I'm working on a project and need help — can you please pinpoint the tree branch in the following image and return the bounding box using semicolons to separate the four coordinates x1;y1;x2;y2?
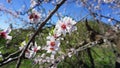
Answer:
86;48;95;68
0;50;21;62
15;0;66;68
0;57;18;66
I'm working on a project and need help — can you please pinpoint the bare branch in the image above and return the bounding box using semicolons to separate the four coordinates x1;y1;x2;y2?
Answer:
49;39;105;67
0;57;18;66
1;50;21;62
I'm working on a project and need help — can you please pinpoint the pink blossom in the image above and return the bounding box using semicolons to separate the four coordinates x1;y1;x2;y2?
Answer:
29;10;41;23
46;36;60;54
0;27;12;40
55;17;77;36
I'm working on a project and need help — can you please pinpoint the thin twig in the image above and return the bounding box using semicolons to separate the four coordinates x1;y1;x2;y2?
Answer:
0;57;18;66
49;40;105;67
0;50;21;63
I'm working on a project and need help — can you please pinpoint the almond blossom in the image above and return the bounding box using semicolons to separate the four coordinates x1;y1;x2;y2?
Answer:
54;17;77;36
30;42;41;54
30;0;37;8
46;36;60;54
25;42;41;59
29;10;41;23
0;27;12;40
19;40;40;59
25;49;34;59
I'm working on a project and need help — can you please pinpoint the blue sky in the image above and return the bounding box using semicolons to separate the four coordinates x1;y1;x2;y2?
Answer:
0;0;120;29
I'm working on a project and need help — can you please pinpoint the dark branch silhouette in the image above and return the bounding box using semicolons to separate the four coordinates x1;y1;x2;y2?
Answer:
85;19;103;42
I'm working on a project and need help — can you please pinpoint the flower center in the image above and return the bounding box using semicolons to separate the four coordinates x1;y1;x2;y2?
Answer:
34;15;39;19
50;48;54;51
29;13;39;19
61;24;66;30
29;14;34;19
50;41;55;46
0;32;6;38
34;48;38;52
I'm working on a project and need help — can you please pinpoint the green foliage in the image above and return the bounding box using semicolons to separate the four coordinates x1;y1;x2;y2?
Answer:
0;21;115;68
0;38;6;46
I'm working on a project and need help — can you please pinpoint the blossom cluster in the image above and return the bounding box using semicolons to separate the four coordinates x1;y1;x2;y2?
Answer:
32;17;77;64
29;0;41;23
28;10;41;23
45;17;77;55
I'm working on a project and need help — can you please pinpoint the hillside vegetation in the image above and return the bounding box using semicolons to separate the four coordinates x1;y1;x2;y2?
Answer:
0;21;115;68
